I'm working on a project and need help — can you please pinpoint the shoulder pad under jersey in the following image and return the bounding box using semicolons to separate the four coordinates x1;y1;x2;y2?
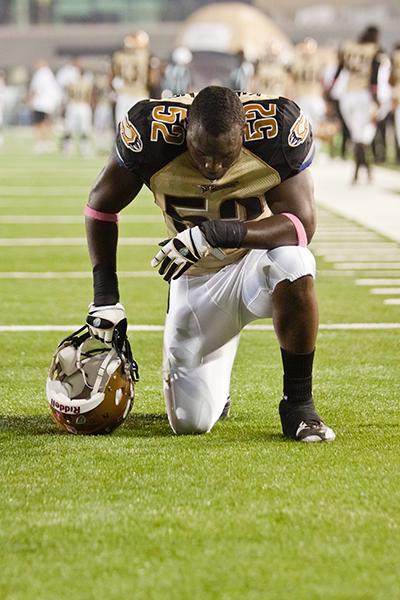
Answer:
115;97;192;184
240;94;314;180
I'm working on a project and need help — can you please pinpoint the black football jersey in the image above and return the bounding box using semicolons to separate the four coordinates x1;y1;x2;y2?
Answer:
115;92;314;273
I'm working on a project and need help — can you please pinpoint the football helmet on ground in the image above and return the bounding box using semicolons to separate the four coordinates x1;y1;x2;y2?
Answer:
46;324;139;435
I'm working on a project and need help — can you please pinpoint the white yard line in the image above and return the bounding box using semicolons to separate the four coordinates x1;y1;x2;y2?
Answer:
0;271;157;279
319;270;400;276
2;271;400;280
0;237;160;246
333;262;400;270
311;243;399;251
356;279;400;285
384;299;400;305
316;227;370;233
370;288;400;295
322;255;400;262
0;187;88;195
314;233;379;240
0;215;162;224
0;323;399;333
248;323;400;330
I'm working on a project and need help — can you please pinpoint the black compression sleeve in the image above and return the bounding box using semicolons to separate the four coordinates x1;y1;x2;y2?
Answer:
93;264;120;306
199;220;247;248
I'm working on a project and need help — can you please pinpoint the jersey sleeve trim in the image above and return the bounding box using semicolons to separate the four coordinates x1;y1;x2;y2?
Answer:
115;144;129;169
298;142;315;172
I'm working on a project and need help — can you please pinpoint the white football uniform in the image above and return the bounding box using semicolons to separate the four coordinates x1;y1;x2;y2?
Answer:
391;49;400;148
164;246;315;433
338;41;380;144
64;75;93;137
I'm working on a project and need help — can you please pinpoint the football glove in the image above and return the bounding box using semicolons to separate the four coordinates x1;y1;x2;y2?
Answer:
86;302;127;344
151;226;225;282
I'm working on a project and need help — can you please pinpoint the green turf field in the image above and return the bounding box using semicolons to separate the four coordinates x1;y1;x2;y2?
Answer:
1;130;399;600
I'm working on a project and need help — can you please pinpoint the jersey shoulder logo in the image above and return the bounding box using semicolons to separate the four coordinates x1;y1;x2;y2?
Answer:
288;113;309;147
120;114;143;152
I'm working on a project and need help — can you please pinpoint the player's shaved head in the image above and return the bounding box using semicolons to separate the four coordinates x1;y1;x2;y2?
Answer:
188;86;245;134
186;86;245;180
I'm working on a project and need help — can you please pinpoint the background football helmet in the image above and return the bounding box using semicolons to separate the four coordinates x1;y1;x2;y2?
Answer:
46;324;139;435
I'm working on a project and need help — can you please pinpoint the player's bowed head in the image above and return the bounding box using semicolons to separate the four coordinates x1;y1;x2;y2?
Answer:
185;86;246;181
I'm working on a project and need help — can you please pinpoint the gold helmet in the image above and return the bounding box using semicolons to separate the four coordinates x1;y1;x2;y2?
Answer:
297;37;318;55
46;325;139;435
123;30;149;50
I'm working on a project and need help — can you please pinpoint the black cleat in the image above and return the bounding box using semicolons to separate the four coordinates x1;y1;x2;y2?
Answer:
219;397;231;419
279;397;335;443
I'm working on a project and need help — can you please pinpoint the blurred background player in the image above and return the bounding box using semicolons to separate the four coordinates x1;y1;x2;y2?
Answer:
326;46;351;160
289;38;328;134
372;47;391;163
390;43;400;163
0;69;5;145
56;57;81;97
334;25;384;183
161;45;193;97
229;50;255;91
93;72;114;154
28;59;61;153
111;30;150;127
62;61;94;156
254;42;290;97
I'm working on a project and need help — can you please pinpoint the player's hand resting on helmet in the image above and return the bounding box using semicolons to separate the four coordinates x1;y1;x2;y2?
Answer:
151;226;225;282
86;302;127;344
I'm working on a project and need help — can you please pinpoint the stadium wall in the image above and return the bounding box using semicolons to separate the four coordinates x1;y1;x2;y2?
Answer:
0;16;399;71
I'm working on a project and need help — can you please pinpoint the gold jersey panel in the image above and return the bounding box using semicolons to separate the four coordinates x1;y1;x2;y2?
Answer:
113;48;149;96
68;77;93;103
342;42;377;92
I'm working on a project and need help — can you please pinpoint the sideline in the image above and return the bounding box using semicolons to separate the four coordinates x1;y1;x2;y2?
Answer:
0;271;157;279
313;160;400;243
0;237;159;246
0;323;399;332
0;215;162;224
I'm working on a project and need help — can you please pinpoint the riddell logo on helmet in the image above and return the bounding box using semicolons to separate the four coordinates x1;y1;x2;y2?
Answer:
51;399;81;414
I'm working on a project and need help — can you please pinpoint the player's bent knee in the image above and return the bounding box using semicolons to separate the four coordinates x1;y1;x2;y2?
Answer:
168;403;213;435
163;370;216;435
267;246;316;292
172;414;211;435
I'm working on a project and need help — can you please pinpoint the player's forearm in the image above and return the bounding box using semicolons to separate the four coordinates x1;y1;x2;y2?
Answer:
242;214;306;248
86;217;120;305
200;213;311;251
85;153;144;305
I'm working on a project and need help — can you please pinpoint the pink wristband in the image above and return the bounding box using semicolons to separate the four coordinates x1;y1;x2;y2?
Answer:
84;205;119;223
281;212;308;247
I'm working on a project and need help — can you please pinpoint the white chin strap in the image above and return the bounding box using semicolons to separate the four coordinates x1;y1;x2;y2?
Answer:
76;344;120;394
